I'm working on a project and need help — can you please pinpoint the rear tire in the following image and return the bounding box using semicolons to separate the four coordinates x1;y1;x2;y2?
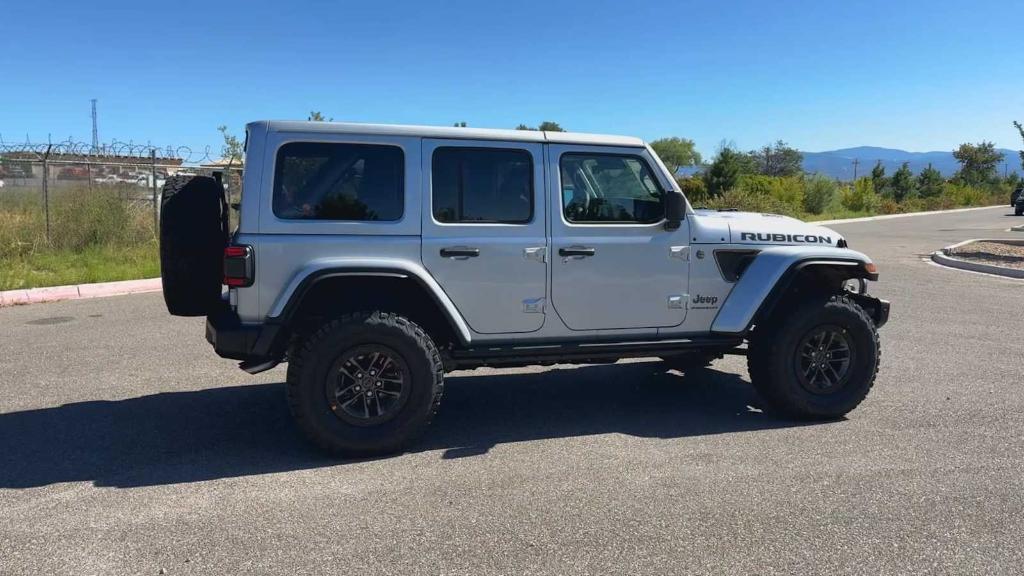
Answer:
159;175;227;316
747;295;879;419
286;311;444;457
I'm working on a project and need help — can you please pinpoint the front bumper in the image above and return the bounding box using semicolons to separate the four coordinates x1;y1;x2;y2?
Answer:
850;293;890;328
205;306;282;362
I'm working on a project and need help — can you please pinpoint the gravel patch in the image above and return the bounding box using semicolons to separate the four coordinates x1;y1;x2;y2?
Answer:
948;241;1024;270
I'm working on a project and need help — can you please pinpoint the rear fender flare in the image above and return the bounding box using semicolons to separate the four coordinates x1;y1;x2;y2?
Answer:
268;258;473;345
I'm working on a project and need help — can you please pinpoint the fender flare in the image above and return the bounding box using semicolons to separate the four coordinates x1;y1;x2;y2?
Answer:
710;246;877;335
267;258;473;345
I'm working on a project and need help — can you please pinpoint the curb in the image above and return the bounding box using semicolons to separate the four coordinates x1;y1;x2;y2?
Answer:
0;278;162;308
930;238;1024;280
813;204;1006;226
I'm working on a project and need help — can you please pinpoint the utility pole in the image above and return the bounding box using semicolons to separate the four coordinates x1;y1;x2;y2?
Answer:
91;99;99;153
852;158;860;180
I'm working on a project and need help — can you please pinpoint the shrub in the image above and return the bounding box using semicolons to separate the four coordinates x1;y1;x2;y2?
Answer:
705;188;801;217
803;174;837;214
0;186;155;258
840;178;878;212
877;198;901;214
676;176;708;204
941;183;985;206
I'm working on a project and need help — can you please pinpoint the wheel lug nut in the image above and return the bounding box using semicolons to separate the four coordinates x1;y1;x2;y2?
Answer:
376;381;382;387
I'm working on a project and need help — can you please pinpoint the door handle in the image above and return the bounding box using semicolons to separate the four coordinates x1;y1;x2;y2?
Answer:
558;246;596;257
440;246;480;258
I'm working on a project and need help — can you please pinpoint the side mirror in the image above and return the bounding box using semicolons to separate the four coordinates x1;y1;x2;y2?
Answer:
664;192;685;230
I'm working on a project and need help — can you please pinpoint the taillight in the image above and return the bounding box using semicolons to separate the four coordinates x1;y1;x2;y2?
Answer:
223;245;254;287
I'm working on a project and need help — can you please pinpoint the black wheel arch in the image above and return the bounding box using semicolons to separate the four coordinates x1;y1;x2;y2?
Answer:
749;259;883;332
265;267;467;357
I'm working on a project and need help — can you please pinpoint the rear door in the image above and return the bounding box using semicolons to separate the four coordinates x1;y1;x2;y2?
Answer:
421;139;547;334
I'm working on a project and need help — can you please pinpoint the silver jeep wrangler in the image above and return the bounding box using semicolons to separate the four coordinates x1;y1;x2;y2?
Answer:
159;121;890;456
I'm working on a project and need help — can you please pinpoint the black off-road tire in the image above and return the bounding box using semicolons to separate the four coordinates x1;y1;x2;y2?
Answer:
1015;207;1023;216
286;311;444;457
747;295;880;419
159;175;227;316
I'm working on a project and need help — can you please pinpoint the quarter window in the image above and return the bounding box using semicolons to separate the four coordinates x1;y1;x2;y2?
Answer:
560;154;664;223
273;142;404;221
432;147;533;224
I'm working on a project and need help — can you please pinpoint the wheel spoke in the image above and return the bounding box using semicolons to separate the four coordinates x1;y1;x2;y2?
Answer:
327;345;408;423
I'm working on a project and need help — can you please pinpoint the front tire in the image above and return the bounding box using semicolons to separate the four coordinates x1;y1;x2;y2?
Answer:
747;295;879;419
286;311;444;456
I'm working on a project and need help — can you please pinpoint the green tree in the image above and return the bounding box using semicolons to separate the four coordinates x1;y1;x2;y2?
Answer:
453;121;468;127
870;161;888;196
841;178;878;212
650;137;702;175
803;174;837;214
952;141;1004;186
307;111;333;122
916;164;944;198
217;125;243;162
515;121;565;132
748;140;803;176
676;176;707;203
703;147;748;197
1013;120;1024;171
889;162;917;201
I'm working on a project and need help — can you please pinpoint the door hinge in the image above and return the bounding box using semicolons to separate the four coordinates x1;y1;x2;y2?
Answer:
670;246;690;261
522;297;545;313
523;246;547;263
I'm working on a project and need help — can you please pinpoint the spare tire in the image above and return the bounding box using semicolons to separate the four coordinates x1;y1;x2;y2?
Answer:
159;175;228;316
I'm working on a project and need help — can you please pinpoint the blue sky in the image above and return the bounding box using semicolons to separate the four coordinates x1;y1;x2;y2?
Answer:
2;0;1022;159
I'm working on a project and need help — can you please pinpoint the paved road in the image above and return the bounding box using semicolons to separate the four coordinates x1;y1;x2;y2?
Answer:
2;206;1022;575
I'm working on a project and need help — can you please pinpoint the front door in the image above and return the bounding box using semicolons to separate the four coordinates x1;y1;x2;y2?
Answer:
421;139;547;334
548;145;689;331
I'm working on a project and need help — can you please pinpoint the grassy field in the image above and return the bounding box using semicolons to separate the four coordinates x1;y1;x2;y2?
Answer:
0;187;159;291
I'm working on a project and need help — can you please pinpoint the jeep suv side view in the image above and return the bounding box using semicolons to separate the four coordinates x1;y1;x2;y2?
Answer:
159;121;890;456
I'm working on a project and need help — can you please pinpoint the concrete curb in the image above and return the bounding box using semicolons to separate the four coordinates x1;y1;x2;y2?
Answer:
0;278;161;308
930;238;1024;280
813;204;1006;226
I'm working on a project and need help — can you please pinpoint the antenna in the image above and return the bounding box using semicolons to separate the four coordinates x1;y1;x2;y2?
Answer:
91;99;99;153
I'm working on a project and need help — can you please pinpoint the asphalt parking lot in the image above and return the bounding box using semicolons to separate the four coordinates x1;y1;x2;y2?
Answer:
2;206;1022;575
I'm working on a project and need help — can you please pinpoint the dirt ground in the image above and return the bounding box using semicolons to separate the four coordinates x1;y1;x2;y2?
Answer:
949;240;1024;270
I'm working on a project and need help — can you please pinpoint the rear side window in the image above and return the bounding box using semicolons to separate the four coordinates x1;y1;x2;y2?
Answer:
560;153;663;223
432;147;533;224
273;142;404;221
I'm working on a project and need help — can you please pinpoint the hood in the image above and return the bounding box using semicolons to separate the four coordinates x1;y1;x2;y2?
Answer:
691;209;844;247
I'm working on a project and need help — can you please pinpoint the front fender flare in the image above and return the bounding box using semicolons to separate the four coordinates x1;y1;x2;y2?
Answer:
267;257;474;345
710;246;876;335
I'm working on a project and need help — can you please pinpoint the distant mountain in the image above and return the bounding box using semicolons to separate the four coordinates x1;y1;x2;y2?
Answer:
802;146;1020;181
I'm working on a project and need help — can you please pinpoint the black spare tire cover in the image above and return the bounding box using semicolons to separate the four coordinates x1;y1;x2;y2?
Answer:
159;175;228;316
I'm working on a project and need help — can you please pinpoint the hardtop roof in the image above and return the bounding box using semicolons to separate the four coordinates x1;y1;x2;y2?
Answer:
254;120;646;148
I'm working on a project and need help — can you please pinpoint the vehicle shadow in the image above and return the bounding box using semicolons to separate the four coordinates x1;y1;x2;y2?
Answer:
0;361;813;489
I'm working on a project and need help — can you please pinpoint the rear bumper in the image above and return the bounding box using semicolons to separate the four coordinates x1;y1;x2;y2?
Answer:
205;307;282;361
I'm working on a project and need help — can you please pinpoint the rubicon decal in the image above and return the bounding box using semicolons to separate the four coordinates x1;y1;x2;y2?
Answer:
739;232;833;244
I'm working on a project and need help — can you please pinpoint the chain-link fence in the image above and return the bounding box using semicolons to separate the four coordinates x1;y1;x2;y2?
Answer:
0;141;242;242
0;140;242;290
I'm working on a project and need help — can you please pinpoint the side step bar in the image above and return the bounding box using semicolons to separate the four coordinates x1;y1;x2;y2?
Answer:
447;336;743;369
